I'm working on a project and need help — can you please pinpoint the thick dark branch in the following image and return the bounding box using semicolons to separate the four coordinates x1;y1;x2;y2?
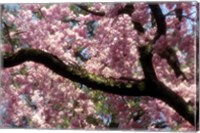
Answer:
3;48;148;97
149;4;186;79
149;4;166;43
147;80;195;126
138;45;194;126
138;45;157;81
3;48;195;126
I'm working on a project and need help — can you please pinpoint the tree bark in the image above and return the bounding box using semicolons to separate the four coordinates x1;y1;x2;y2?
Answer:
2;48;196;126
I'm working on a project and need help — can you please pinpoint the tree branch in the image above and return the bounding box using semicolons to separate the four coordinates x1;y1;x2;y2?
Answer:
147;80;196;126
149;4;166;43
3;48;148;97
79;4;184;81
138;45;157;81
3;48;195;126
149;4;186;79
138;45;195;126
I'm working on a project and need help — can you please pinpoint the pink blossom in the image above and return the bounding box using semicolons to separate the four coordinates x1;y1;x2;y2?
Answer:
1;3;196;130
2;44;13;52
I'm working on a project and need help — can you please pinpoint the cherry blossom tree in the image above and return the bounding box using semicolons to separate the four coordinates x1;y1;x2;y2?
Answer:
0;2;198;131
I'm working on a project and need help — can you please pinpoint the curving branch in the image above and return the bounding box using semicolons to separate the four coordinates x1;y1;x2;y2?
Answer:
76;3;188;80
138;45;195;126
3;48;196;126
3;48;148;97
149;4;186;79
77;3;186;79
